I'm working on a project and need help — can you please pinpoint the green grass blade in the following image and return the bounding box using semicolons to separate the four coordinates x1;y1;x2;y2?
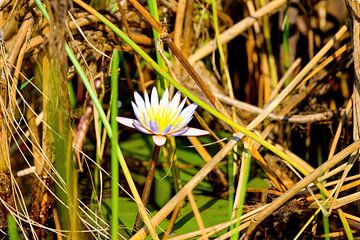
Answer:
68;81;77;107
282;10;290;70
7;214;18;240
228;152;235;220
34;0;50;21
230;148;251;240
211;0;234;99
111;50;120;239
147;0;167;91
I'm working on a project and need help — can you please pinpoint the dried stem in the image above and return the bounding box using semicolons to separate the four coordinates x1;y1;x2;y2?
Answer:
162;203;181;240
133;144;161;232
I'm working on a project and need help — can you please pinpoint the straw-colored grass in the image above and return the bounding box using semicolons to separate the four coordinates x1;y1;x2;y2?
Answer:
0;0;358;239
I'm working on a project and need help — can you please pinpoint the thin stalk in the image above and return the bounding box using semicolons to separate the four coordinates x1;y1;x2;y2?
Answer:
68;81;77;107
65;45;159;240
322;208;330;240
34;0;50;20
210;0;236;120
134;144;161;231
259;0;278;87
116;0;146;93
338;209;353;240
164;137;182;237
162;203;181;240
317;145;330;240
147;0;167;92
169;137;181;193
230;146;251;240
228;152;234;221
111;50;120;239
210;0;228;79
294;208;321;240
188;193;207;239
282;10;290;72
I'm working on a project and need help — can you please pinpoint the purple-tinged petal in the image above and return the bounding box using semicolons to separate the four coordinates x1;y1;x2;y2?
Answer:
117;117;136;129
134;91;146;111
152;135;167;146
162;124;172;134
149;120;159;133
133;121;152;134
179;104;197;120
143;116;151;129
131;102;143;123
171;128;189;136
169;122;180;133
180;127;209;136
178;116;194;129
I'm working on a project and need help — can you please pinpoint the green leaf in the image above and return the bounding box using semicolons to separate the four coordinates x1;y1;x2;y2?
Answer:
98;195;229;238
154;170;172;207
247;177;269;188
170;195;229;237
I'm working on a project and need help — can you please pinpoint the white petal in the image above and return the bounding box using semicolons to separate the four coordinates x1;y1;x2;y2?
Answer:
152;135;167;146
117;117;136;129
131;102;143;123
144;90;151;109
134;91;146;111
159;89;169;108
176;97;187;113
180;127;209;136
151;87;159;108
179;104;197;120
169;92;181;110
171;128;188;136
133;121;152;134
178;116;193;129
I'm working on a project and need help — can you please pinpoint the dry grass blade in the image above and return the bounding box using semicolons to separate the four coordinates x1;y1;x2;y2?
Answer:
246;140;360;237
188;0;286;63
246;25;347;131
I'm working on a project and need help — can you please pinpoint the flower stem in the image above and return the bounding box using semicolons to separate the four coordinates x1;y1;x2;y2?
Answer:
133;144;161;232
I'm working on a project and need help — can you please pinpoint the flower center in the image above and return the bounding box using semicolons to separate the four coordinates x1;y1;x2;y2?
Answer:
145;105;183;132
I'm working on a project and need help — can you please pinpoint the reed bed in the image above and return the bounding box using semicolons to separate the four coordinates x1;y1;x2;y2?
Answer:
0;0;359;239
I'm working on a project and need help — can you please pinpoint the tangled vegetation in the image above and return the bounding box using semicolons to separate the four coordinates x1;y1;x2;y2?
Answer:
0;0;359;239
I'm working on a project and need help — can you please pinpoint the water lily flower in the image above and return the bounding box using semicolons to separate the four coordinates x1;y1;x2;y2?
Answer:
117;87;209;146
